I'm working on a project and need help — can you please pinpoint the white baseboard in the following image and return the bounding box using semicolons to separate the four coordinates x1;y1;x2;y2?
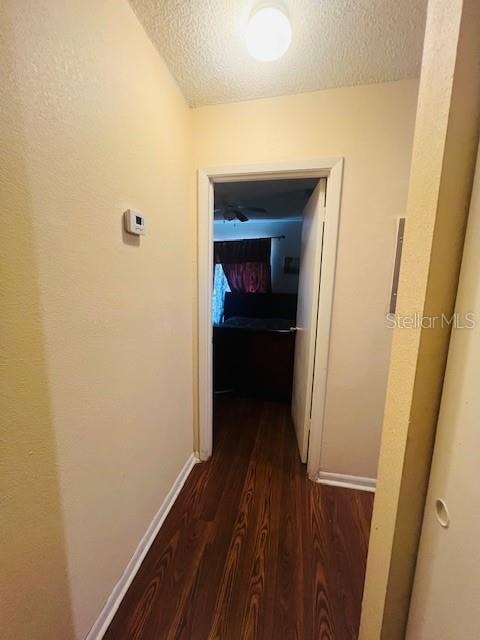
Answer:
86;453;199;640
314;471;376;493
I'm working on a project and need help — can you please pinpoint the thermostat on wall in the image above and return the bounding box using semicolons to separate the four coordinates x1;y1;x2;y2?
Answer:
124;209;146;236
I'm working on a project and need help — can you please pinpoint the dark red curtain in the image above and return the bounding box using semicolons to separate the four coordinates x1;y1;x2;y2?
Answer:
222;261;271;293
214;238;272;293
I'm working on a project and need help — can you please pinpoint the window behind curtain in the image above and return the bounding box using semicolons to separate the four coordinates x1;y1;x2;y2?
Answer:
212;264;230;324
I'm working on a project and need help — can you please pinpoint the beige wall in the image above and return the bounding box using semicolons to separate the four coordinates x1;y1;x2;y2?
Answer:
360;0;480;637
406;141;480;640
192;80;418;479
0;1;194;638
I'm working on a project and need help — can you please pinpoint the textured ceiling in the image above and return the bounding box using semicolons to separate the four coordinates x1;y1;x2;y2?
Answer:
129;0;427;106
214;178;318;220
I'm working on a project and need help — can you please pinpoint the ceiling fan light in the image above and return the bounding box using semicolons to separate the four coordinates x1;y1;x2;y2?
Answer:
246;5;292;62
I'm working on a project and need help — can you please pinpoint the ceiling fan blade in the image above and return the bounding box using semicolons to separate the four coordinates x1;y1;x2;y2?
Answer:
234;210;249;222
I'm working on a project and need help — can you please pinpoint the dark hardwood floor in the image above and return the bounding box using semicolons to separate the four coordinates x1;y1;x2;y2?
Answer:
105;395;373;640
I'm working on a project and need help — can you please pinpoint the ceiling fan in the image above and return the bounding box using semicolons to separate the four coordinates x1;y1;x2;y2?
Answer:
214;197;268;222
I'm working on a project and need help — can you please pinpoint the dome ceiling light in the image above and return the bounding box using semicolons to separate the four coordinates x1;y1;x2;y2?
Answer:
246;4;292;62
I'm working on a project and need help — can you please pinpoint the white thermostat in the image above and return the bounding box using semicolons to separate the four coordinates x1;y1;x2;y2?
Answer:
124;209;146;236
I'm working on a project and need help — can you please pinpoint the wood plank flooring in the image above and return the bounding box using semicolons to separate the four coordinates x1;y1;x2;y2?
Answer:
104;396;373;640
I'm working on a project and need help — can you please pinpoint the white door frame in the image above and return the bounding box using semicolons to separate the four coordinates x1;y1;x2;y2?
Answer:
197;157;343;480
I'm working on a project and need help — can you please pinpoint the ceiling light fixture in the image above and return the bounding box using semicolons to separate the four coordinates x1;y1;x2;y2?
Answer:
246;4;292;62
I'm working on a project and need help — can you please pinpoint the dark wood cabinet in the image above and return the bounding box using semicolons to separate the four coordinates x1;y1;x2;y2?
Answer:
214;326;296;400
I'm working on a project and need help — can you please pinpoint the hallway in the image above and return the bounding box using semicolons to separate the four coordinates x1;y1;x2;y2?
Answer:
105;396;373;639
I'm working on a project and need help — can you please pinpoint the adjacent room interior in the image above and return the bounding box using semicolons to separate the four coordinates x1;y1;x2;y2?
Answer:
213;179;313;403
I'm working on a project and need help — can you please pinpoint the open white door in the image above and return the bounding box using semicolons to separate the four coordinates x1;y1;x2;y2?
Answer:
291;178;326;462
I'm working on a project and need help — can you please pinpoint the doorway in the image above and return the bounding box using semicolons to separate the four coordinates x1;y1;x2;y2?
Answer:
212;177;322;462
197;159;343;478
212;178;314;403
